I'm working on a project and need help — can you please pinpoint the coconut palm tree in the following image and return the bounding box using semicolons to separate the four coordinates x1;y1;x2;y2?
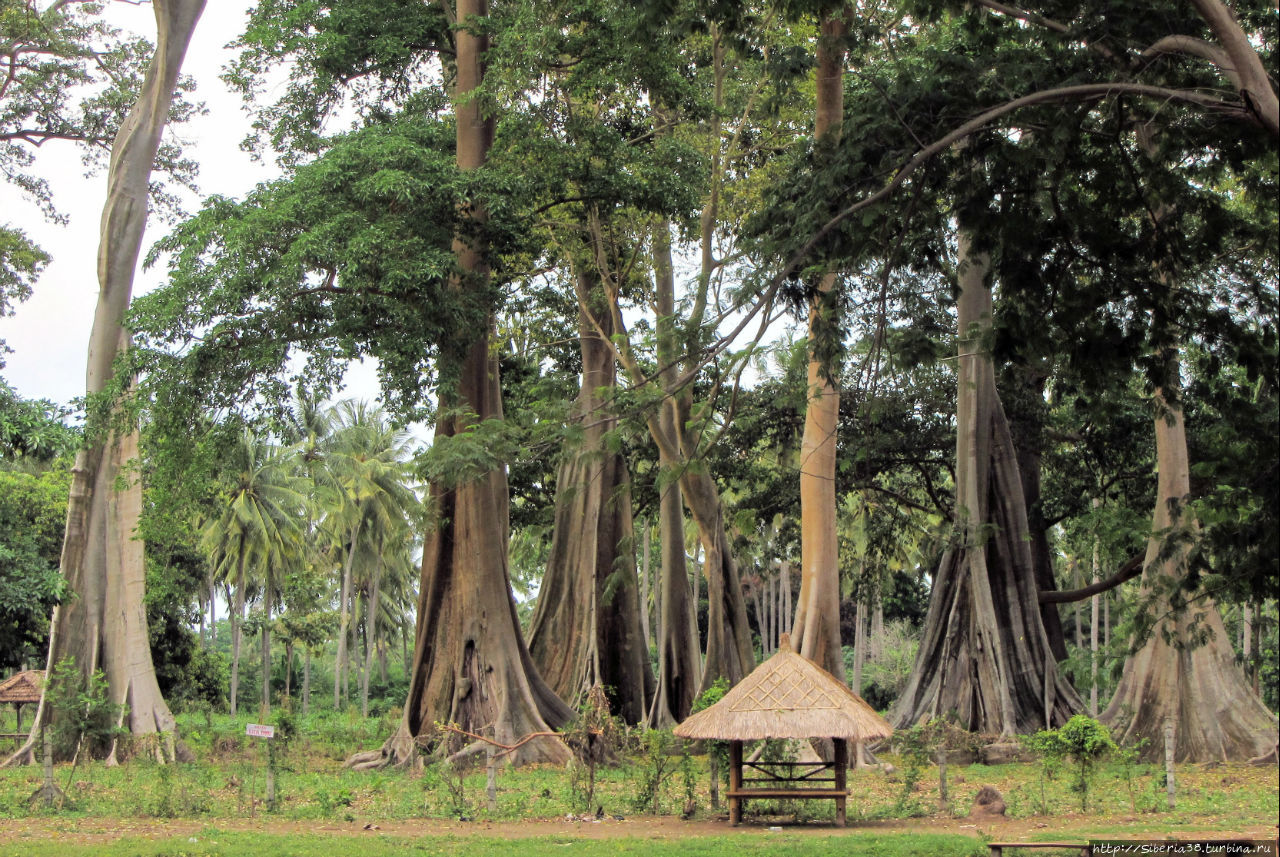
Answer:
319;400;419;713
200;430;306;716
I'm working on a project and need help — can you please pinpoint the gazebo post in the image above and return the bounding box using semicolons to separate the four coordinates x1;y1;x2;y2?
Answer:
833;738;848;826
729;740;744;825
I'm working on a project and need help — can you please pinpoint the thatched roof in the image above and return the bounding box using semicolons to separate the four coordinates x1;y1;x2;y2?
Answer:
674;635;893;742
0;670;43;705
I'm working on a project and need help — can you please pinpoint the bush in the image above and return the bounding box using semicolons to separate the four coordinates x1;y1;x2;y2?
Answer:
1024;714;1116;812
630;730;678;815
45;657;126;761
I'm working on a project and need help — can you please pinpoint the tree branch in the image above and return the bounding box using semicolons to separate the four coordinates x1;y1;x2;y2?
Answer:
1143;35;1240;90
1039;553;1143;603
785;82;1253;284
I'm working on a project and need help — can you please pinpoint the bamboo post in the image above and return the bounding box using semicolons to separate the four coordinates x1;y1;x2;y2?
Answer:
729;740;743;825
833;738;848;827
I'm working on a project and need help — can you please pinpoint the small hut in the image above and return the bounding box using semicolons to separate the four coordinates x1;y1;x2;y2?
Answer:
0;670;43;735
674;634;892;825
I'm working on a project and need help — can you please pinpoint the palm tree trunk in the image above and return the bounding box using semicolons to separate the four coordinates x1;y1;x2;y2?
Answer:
335;516;362;711
231;541;247;718
362;550;383;718
208;570;217;646
303;648;311;717
261;592;272;715
285;642;294;700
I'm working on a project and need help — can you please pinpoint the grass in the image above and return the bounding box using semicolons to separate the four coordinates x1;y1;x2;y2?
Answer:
1;709;1275;853
0;831;988;857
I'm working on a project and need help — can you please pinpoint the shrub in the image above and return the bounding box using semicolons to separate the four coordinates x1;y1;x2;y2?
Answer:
45;657;126;760
1024;714;1116;812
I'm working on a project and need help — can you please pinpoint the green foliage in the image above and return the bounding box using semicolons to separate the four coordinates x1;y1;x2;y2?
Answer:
892;721;941;817
0;381;78;464
0;228;48;354
132;116;509;423
0;0;199;226
630;730;679;815
45;658;127;761
563;686;622;812
0;464;69;667
1025;715;1118;813
845;620;920;711
690;678;730;797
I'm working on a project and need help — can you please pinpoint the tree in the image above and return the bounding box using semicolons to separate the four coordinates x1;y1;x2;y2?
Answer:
891;230;1082;733
1;0;198;357
1097;129;1278;761
320;400;418;717
525;262;655;724
5;0;205;768
1102;360;1278;761
199;430;304;716
792;4;848;681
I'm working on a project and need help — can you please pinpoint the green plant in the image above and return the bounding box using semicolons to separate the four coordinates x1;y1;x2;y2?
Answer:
564;685;619;812
1022;729;1064;815
892;721;941;817
630;729;676;815
45;657;127;761
1025;714;1116;812
1056;714;1117;812
422;760;470;819
678;745;697;817
691;678;729;807
1114;738;1152;814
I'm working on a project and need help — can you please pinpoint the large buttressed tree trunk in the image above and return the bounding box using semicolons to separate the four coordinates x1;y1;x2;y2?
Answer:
1102;361;1278;762
1003;365;1069;662
349;0;571;768
891;232;1080;735
5;0;205;768
684;471;754;698
645;223;701;728
792;10;847;680
527;267;654;724
652;231;752;699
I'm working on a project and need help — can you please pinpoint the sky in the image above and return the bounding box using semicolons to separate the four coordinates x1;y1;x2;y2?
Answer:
0;1;381;411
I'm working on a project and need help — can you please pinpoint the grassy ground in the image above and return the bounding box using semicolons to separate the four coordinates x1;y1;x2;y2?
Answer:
1;710;1275;855
0;829;990;857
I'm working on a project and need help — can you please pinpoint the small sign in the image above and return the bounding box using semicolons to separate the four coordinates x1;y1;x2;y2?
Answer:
246;723;275;739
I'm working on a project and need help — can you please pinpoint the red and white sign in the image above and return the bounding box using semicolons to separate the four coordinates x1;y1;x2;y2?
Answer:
245;723;275;739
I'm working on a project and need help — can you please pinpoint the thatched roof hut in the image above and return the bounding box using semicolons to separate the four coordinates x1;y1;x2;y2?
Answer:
0;671;42;705
0;670;43;734
674;634;892;826
674;635;893;743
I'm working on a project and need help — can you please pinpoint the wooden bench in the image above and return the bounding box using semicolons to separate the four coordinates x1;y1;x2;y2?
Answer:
988;843;1092;856
727;787;849;826
727;741;851;826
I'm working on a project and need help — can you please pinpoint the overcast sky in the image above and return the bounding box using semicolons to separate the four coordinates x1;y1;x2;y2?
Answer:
0;1;347;410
